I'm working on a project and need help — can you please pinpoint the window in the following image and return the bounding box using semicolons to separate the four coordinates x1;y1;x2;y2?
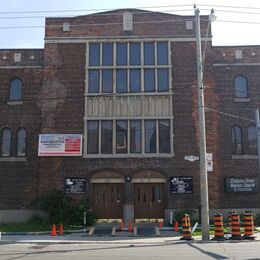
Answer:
86;119;171;155
1;128;11;156
116;43;127;66
159;120;170;153
87;121;99;154
234;75;248;98
102;43;113;66
88;70;100;93
101;121;112;154
116;120;127;153
87;41;170;93
9;78;22;101
17;128;26;156
130;120;141;153
232;125;243;155
116;69;127;93
145;120;156;153
248;125;257;154
89;43;100;66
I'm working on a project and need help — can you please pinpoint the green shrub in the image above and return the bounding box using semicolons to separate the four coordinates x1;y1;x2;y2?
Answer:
35;189;95;226
173;209;197;226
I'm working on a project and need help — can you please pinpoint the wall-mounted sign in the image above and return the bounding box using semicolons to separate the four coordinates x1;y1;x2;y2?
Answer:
65;178;86;194
170;176;193;194
207;153;213;172
38;134;83;156
225;178;259;193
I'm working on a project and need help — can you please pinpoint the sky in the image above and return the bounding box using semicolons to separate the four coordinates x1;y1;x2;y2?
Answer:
0;0;260;48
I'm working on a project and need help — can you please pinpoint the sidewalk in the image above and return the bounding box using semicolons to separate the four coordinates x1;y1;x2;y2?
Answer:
1;230;259;245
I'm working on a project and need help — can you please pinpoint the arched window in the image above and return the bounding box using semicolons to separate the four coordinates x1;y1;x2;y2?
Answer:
232;125;243;155
234;75;248;98
1;128;11;156
9;78;22;101
17;128;26;156
248;125;257;154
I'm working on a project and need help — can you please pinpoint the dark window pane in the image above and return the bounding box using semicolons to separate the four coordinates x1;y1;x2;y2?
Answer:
158;69;169;92
102;43;113;66
102;70;113;93
144;69;155;92
159;120;170;153
17;128;26;156
157;42;168;65
87;121;99;154
144;42;155;65
234;76;248;98
116;120;127;153
88;70;100;93
89;43;100;66
10;79;22;101
1;128;11;156
116;69;127;93
130;69;141;93
130;120;141;153
130;43;140;65
101;121;112;154
232;125;243;155
248;125;257;154
145;120;156;153
116;43;127;66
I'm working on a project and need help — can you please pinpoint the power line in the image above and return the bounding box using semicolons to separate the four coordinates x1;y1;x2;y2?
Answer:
0;4;193;15
205;107;255;122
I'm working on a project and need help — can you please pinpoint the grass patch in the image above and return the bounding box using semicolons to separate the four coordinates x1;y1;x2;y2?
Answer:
0;216;86;232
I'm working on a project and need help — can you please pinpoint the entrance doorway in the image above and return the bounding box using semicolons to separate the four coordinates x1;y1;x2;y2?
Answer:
92;183;123;219
134;183;165;219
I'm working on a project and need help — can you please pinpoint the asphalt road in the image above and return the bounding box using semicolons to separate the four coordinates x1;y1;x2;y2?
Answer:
0;241;260;260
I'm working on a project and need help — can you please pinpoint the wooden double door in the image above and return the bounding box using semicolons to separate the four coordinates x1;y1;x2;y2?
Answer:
134;183;165;219
92;183;123;219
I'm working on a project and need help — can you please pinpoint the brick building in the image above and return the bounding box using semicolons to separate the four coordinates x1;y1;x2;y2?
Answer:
0;9;259;222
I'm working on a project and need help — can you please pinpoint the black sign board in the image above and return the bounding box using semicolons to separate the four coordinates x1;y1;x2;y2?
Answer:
225;177;259;193
170;176;193;194
65;178;86;194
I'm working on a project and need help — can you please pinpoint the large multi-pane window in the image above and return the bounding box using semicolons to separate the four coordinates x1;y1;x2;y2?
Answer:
86;119;171;155
232;125;243;155
17;128;26;156
9;78;22;101
1;128;11;156
234;75;248;98
87;41;170;94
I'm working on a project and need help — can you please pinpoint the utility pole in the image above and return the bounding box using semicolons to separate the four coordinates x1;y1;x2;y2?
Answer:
255;109;260;174
195;7;210;241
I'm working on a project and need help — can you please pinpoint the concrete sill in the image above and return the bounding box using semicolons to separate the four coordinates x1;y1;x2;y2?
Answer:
7;101;23;105
234;98;250;103
232;154;257;160
0;157;27;162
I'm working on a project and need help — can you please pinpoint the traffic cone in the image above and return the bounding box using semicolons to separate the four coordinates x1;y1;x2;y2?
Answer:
120;220;125;231
159;220;164;228
174;221;179;232
212;213;226;241
243;211;255;240
180;214;193;240
59;224;64;236
51;224;57;236
128;222;133;232
230;211;243;240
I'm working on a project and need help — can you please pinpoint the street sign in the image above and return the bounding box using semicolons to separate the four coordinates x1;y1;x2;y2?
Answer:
206;153;213;172
184;155;199;162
